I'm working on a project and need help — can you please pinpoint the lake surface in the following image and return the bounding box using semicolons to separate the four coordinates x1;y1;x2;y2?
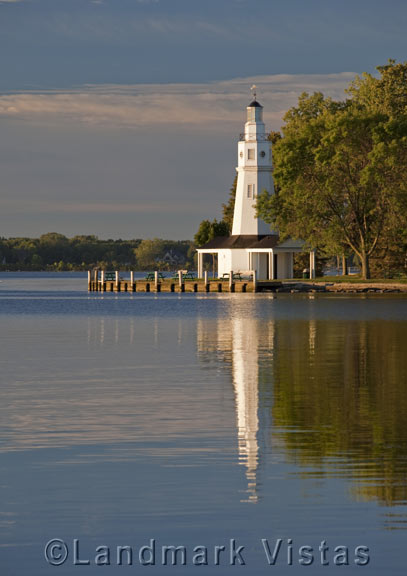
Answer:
1;272;407;574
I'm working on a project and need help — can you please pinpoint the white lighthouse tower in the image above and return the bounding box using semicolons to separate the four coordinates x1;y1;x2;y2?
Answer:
232;86;273;236
197;89;304;280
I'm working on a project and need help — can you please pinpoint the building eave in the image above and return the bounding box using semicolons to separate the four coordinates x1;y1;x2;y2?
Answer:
197;234;280;251
196;235;305;253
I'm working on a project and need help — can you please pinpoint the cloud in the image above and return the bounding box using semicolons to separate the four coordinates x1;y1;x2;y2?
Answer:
0;73;355;130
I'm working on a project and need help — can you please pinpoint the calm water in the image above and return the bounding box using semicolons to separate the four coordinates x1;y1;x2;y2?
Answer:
1;272;407;574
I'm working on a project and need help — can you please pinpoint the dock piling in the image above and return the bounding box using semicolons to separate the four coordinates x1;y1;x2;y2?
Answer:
252;270;257;292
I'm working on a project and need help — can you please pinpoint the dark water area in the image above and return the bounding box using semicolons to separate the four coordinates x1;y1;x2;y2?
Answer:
0;273;407;574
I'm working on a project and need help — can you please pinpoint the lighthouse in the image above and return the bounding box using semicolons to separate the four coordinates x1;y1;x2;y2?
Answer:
197;89;304;280
232;88;273;236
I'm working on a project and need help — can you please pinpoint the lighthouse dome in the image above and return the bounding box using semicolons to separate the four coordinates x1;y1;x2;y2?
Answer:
247;98;263;122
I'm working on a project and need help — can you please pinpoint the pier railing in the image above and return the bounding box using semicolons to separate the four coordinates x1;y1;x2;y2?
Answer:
88;270;258;294
239;133;270;142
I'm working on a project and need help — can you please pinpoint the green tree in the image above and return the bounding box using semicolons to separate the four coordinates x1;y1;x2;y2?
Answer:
221;176;237;232
348;59;407;275
194;219;229;278
257;63;407;279
31;254;43;269
133;238;192;270
194;219;229;247
256;92;346;260
268;130;282;146
134;238;166;269
38;232;71;265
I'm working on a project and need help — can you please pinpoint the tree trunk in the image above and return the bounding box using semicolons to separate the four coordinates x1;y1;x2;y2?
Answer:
342;255;348;276
360;252;370;279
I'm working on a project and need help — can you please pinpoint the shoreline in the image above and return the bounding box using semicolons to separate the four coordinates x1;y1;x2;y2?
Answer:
280;281;407;294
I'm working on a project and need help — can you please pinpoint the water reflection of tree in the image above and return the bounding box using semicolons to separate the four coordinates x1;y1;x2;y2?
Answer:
197;310;407;511
269;319;407;507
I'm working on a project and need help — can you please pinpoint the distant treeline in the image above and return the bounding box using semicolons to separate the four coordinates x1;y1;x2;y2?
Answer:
0;233;196;271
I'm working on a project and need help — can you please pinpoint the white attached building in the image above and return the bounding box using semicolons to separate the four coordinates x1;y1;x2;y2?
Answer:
197;95;309;280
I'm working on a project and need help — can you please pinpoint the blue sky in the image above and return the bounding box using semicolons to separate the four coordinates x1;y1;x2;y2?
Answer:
1;0;406;239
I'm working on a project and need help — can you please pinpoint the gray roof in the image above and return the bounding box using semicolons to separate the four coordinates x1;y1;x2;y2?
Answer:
199;234;280;250
248;99;262;108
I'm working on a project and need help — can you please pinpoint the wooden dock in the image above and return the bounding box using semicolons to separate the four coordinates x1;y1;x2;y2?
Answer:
88;270;264;293
88;276;256;293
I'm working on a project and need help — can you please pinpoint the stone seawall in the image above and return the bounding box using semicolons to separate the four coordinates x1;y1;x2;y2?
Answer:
275;282;407;294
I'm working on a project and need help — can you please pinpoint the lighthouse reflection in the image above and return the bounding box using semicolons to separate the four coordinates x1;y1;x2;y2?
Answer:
231;316;260;502
197;305;275;503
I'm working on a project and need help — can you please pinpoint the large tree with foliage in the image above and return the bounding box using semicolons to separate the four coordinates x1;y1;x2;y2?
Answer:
257;61;407;279
194;219;229;247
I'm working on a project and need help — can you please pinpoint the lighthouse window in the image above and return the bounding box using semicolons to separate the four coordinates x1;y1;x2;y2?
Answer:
248;148;255;160
247;184;255;198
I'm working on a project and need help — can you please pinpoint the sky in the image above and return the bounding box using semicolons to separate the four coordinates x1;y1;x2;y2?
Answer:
0;0;406;240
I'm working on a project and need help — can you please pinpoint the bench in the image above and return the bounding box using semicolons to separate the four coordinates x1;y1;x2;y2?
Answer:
145;272;166;281
183;272;195;280
219;272;243;281
171;271;195;280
